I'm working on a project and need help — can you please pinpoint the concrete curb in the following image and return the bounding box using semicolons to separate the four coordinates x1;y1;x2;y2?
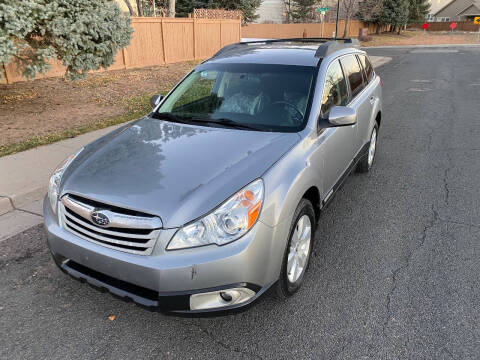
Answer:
370;56;392;68
10;188;47;210
0;197;13;216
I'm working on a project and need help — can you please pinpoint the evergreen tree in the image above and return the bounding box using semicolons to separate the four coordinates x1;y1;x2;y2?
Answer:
176;0;209;17
408;0;430;23
291;0;316;23
0;0;132;81
377;0;409;34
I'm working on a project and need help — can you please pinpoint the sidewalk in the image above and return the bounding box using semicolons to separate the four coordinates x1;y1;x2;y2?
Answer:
0;55;392;241
0;124;123;241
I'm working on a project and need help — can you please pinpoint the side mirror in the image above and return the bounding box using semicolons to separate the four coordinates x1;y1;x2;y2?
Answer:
320;106;357;128
150;94;163;109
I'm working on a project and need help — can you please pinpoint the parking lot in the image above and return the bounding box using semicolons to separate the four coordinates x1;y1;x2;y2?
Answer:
1;46;479;359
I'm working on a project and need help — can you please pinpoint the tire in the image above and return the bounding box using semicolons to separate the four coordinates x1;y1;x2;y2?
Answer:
275;199;316;299
357;124;378;173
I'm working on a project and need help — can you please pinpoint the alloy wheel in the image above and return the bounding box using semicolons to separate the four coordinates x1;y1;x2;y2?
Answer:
287;215;312;283
368;128;377;168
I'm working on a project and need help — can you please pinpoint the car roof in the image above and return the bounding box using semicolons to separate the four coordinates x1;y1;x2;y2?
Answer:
206;39;362;67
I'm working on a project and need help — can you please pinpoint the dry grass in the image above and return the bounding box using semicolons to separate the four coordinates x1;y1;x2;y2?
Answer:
0;61;199;156
361;30;480;47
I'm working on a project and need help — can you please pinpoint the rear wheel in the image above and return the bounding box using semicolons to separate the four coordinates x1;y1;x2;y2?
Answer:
357;124;378;173
276;199;315;299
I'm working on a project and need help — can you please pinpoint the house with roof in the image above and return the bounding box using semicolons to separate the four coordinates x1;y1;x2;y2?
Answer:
431;0;480;21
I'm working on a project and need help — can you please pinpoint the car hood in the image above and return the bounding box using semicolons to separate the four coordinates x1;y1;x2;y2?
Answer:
62;117;300;228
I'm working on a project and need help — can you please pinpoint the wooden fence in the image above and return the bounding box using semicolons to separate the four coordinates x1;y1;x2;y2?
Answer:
241;20;390;39
409;21;480;32
1;17;241;84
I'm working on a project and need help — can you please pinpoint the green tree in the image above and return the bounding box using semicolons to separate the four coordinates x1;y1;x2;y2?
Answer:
0;0;132;81
377;0;409;34
408;0;430;23
291;0;316;23
175;0;209;17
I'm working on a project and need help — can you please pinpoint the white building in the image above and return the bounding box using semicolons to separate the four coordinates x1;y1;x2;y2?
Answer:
255;0;284;23
255;0;342;24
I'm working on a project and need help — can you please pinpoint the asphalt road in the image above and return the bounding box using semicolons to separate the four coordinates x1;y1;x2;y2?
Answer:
1;46;480;359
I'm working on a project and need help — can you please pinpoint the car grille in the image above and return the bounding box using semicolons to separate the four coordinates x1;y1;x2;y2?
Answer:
59;194;162;255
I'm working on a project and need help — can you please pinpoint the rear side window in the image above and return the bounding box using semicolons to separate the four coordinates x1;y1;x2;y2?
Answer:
321;60;349;116
359;55;374;83
341;55;365;99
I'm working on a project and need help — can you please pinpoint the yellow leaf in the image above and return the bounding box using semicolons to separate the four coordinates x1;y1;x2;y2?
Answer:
108;315;116;321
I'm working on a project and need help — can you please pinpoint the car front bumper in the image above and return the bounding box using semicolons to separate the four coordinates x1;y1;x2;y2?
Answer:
43;197;285;313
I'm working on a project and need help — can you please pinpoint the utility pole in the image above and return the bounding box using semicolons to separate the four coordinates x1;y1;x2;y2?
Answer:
335;0;340;39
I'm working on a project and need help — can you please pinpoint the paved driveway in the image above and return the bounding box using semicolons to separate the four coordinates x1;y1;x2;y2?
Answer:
1;46;479;359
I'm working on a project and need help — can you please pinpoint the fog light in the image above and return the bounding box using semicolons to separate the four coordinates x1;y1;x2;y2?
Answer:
220;291;233;302
190;288;255;311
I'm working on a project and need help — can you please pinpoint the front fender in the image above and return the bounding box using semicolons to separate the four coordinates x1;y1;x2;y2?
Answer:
260;135;322;229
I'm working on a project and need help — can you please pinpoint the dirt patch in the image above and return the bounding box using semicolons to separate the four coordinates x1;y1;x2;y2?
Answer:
362;31;480;47
0;61;198;149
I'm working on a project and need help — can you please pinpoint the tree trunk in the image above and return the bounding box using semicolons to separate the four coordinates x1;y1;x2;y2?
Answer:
343;16;350;38
136;0;143;17
168;0;175;17
122;0;136;16
376;24;380;34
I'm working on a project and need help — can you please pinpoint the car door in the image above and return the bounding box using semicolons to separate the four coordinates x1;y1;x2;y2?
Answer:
357;54;378;149
340;54;372;156
318;59;356;198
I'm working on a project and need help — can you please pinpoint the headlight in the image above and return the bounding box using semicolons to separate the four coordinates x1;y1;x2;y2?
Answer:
167;179;264;250
48;148;84;214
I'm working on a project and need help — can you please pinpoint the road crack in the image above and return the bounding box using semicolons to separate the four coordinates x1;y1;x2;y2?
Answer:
443;152;452;206
382;204;439;338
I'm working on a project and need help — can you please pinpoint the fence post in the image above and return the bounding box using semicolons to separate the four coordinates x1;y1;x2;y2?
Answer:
193;18;197;60
239;19;242;42
1;64;10;85
121;48;128;69
160;18;167;63
220;20;223;48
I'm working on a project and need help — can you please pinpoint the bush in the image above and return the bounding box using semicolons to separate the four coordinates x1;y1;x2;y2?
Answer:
0;0;132;80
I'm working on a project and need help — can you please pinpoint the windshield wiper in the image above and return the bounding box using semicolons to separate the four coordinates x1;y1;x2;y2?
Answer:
152;113;269;131
189;117;268;131
151;112;192;124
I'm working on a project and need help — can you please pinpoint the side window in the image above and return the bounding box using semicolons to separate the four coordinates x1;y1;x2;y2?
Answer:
341;55;365;99
359;54;374;83
321;60;349;116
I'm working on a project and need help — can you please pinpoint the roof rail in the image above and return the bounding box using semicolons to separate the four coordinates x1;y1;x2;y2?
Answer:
315;39;360;58
213;37;360;58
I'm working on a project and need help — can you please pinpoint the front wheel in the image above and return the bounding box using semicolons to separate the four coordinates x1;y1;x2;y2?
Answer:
275;199;315;299
357;124;378;173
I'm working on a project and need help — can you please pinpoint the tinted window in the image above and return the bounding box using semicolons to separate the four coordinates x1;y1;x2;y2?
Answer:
359;55;374;83
341;55;364;98
321;60;348;116
156;63;316;133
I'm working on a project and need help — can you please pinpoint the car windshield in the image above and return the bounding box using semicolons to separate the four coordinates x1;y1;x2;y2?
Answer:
154;63;317;132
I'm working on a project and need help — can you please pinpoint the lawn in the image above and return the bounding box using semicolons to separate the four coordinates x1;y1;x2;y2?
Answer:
0;61;200;157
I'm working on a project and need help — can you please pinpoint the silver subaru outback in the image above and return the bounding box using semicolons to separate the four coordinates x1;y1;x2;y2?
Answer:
44;38;383;313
